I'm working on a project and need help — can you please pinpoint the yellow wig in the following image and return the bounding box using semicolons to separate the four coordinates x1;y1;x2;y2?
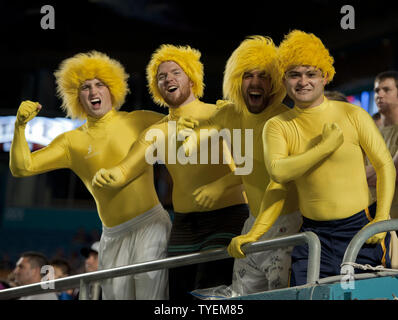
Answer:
223;36;285;113
278;30;335;83
54;51;129;119
146;44;204;107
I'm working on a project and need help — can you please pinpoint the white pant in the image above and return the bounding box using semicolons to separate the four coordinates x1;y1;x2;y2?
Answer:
98;204;172;300
232;211;302;295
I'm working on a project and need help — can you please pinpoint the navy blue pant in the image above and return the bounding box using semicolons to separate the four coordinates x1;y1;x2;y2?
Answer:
290;202;391;286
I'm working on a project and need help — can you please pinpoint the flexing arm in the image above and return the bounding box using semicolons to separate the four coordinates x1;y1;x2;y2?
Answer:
10;101;69;177
10;101;42;176
263;121;344;184
227;181;287;258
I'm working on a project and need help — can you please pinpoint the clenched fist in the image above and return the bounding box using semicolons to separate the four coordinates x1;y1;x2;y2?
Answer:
192;182;223;209
177;117;199;137
92;167;127;189
16;101;42;126
320;122;344;154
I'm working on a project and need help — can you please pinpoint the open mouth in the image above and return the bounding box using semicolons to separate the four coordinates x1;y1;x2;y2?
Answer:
91;98;101;108
167;86;178;93
248;91;263;102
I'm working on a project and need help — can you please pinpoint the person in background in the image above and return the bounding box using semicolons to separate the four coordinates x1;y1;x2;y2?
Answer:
77;241;101;300
51;258;76;300
324;90;349;102
367;71;398;220
13;251;58;300
80;241;99;273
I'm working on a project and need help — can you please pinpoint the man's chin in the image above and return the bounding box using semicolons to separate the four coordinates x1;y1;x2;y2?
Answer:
164;96;186;108
247;104;266;114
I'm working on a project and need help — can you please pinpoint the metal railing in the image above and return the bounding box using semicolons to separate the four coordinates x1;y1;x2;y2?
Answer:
341;219;398;276
0;231;321;300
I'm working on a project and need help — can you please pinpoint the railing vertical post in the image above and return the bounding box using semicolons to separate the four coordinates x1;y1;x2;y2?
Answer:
92;282;101;300
79;279;89;300
305;232;321;284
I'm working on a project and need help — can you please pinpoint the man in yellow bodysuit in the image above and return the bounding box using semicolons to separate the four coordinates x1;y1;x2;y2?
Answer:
240;30;395;286
9;51;171;299
92;45;249;300
179;36;301;295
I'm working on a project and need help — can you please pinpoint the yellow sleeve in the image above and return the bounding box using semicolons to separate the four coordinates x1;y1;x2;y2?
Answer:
214;171;242;190
181;101;233;140
262;119;342;184
10;124;70;177
191;106;241;178
355;110;395;221
247;181;287;239
116;127;158;184
227;180;286;258
132;109;166;128
179;106;233;165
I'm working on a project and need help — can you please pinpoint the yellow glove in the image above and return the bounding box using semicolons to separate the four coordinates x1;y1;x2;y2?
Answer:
176;117;199;157
92;166;127;188
362;219;387;244
227;181;287;258
16;101;42;127
320;123;344;154
193;185;221;209
215;99;234;109
177;117;198;137
193;172;242;209
228;234;258;259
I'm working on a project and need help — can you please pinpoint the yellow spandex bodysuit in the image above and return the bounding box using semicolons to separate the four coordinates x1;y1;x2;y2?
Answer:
192;99;298;259
229;97;395;256
199;100;299;218
263;97;395;222
10;106;164;227
101;99;246;213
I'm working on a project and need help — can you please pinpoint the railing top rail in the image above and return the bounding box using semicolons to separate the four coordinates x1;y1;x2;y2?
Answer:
341;219;398;274
0;231;321;300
